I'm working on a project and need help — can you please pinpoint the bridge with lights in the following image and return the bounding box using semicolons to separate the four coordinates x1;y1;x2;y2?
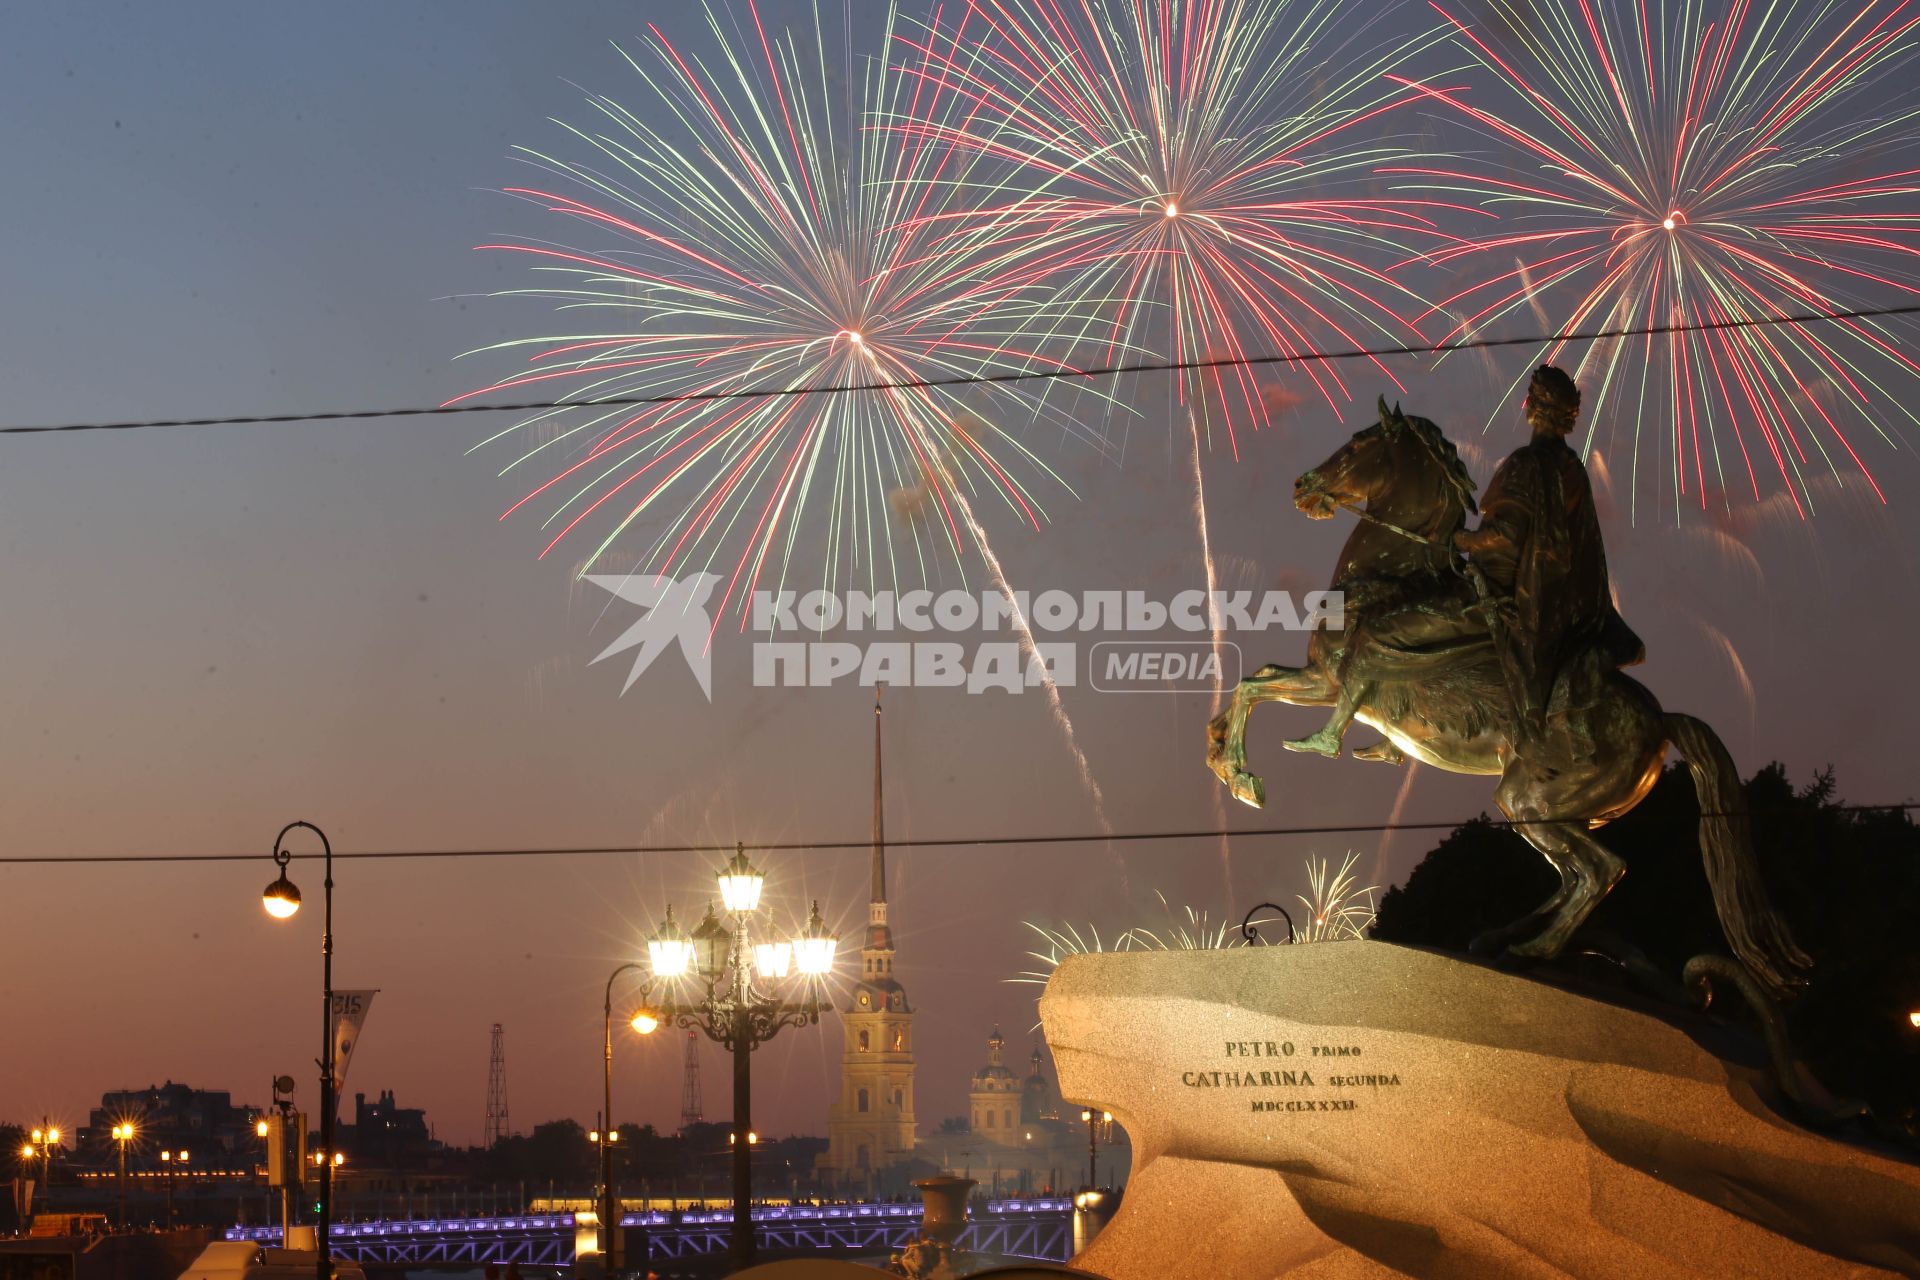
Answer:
224;1199;1074;1266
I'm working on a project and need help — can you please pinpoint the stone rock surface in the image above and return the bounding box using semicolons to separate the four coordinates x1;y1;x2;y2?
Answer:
1040;942;1920;1279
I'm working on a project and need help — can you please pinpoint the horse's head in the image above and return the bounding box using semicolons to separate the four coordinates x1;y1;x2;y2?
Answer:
1295;398;1412;519
1295;397;1478;532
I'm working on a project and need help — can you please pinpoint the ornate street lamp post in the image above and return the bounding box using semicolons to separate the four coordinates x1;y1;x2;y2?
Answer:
624;845;837;1270
259;820;335;1280
1078;1108;1112;1191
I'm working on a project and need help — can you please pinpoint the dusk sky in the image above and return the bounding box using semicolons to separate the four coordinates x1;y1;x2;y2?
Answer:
4;0;1918;1149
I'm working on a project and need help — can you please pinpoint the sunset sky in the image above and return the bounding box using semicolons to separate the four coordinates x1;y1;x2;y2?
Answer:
3;0;1917;1147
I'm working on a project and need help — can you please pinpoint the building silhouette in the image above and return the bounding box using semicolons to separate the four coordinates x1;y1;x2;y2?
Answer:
79;1082;261;1167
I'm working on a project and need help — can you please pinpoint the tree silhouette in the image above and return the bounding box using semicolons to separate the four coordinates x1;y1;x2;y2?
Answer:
1372;762;1920;1130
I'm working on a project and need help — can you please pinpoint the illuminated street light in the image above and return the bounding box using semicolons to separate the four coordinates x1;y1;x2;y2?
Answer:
160;1149;189;1227
598;961;662;1274
25;1122;58;1212
752;942;793;979
257;820;339;1280
793;902;836;976
262;871;302;918
1079;1109;1114;1190
717;846;765;914
628;842;837;1268
646;905;693;978
111;1124;136;1228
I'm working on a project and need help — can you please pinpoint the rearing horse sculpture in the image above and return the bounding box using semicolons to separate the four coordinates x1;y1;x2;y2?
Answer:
1206;405;1810;1000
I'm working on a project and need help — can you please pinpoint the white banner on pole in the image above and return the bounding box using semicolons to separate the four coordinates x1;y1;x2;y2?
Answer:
330;989;379;1094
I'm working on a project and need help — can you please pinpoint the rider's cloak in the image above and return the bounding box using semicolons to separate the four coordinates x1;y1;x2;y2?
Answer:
1474;436;1642;734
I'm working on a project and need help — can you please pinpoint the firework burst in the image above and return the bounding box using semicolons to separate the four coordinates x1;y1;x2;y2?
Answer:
892;0;1453;456
1294;851;1379;942
1397;0;1920;520
451;2;1119;617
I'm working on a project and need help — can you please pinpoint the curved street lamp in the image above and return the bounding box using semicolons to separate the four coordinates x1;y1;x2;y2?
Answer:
596;961;657;1275
258;820;335;1280
620;844;837;1269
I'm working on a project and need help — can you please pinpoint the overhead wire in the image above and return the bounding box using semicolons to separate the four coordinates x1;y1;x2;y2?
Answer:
5;303;1919;436
2;802;1913;865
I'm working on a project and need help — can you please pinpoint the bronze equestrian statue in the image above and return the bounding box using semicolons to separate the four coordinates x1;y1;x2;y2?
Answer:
1207;367;1810;1001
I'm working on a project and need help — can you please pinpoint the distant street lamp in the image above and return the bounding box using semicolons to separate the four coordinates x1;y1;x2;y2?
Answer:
26;1123;58;1214
1078;1109;1113;1190
111;1124;136;1229
258;820;337;1280
596;962;656;1277
159;1149;189;1227
623;844;837;1269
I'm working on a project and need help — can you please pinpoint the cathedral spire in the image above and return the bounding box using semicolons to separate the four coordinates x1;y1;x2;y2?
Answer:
867;688;892;952
873;686;886;905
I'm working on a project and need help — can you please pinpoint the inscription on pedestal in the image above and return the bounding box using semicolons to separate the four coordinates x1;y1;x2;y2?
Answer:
1178;1039;1404;1112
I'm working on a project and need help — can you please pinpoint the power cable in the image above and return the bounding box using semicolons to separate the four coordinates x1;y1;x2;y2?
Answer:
1;801;1912;865
5;302;1919;436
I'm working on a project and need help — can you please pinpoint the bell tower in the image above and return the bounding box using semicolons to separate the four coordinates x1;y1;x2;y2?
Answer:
819;689;917;1189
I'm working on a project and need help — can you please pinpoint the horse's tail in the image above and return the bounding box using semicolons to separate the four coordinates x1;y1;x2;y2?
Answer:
1664;712;1812;1001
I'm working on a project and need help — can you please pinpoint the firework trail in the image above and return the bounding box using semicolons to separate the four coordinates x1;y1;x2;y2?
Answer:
892;0;1454;456
1184;407;1233;900
1371;759;1421;890
452;1;1123;617
949;486;1118;868
1395;0;1920;522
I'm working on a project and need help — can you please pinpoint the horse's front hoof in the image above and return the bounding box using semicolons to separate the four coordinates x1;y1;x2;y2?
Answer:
1229;770;1267;808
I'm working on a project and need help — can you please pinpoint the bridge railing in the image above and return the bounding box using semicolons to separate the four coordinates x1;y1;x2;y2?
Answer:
223;1198;1073;1263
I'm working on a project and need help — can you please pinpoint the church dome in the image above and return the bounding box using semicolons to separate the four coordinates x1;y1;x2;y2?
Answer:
970;1027;1019;1090
1021;1044;1058;1123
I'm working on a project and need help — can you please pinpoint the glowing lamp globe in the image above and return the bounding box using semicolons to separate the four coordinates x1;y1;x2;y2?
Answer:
646;904;694;979
629;1009;660;1036
793;900;838;976
262;872;302;919
753;941;793;979
716;845;764;915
